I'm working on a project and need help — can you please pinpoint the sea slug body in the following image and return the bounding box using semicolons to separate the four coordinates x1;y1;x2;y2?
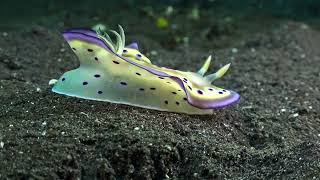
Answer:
50;25;240;114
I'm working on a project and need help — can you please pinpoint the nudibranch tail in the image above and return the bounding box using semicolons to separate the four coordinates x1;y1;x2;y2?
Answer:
51;25;240;114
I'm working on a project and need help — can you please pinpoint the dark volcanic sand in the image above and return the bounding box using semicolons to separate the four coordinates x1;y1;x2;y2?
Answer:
0;7;320;179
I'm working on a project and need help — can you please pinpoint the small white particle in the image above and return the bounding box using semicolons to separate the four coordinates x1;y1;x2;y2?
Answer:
231;48;238;54
61;132;65;135
94;119;101;124
0;141;4;148
165;6;174;16
9;124;13;127
42;121;47;126
80;112;89;118
300;24;309;30
317;134;320;137
60;48;65;52
281;109;286;112
2;32;8;37
41;131;46;136
150;50;158;56
308;106;313;109
251;48;256;53
241;106;253;110
292;113;299;118
300;54;306;59
165;145;172;151
183;37;189;44
36;87;41;92
134;127;140;131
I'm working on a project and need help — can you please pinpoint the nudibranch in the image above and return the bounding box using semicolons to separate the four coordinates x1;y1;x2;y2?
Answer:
50;25;240;114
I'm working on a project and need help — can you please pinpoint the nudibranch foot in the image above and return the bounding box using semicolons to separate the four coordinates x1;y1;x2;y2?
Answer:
50;25;240;114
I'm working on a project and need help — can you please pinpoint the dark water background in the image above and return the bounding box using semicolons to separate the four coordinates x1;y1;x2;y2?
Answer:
1;0;320;24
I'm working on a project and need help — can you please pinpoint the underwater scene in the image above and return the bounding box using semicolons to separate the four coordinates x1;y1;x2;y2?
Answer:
0;0;320;179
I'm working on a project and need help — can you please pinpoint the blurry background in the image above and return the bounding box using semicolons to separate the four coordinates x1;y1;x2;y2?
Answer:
1;0;319;52
1;0;320;27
